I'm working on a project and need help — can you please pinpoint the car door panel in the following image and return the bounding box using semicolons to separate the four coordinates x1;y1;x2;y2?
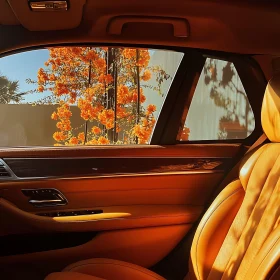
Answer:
1;199;200;234
0;143;241;158
1;172;223;213
0;144;241;277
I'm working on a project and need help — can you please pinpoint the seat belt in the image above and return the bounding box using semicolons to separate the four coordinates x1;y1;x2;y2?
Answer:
210;133;268;199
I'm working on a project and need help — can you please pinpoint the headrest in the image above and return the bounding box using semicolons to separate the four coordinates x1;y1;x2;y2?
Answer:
261;72;280;142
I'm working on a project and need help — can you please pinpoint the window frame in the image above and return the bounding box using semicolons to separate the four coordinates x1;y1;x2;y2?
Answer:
0;44;266;148
155;51;266;146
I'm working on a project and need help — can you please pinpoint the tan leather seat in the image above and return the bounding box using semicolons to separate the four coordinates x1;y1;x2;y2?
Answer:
45;258;165;280
46;74;280;280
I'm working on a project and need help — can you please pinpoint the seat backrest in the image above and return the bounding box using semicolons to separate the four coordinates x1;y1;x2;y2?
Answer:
188;73;280;280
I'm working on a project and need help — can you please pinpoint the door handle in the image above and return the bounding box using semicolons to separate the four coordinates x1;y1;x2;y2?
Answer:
29;199;63;204
107;16;189;38
22;188;68;207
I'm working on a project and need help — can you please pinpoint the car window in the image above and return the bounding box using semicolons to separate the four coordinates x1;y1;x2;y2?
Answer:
178;58;255;141
0;47;183;146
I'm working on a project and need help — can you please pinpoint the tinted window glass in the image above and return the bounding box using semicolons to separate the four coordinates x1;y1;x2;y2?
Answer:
0;47;183;146
179;58;255;141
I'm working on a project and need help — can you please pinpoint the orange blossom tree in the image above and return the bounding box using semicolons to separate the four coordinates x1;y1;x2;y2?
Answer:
33;47;172;145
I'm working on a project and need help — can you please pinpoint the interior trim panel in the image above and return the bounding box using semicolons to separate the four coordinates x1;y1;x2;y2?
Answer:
0;172;224;212
2;157;231;179
0;198;202;235
0;144;242;158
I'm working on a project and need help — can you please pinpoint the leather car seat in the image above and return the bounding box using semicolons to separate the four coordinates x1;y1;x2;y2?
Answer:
45;73;280;280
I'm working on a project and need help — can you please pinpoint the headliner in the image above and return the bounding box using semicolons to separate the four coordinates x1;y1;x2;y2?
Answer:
1;0;280;55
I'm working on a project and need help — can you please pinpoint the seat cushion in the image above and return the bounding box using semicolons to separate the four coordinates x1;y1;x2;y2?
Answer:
46;271;105;280
46;258;165;280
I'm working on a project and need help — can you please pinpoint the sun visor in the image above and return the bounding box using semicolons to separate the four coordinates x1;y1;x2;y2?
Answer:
7;0;86;31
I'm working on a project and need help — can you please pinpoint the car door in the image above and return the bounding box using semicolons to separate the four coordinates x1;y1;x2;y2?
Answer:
0;46;265;279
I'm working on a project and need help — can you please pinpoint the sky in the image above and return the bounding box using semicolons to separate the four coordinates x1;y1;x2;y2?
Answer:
0;48;182;108
0;49;50;102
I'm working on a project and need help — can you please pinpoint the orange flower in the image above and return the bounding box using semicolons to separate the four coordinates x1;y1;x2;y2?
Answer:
91;126;101;135
141;70;151;81
38;85;44;92
94;58;106;72
98;109;115;126
69;137;79;145
86;139;98;145
117;85;130;104
140;93;146;103
56;122;63;130
71;47;83;56
146;104;156;115
116;106;128;119
37;68;48;84
55;82;69;96
82;69;89;77
78;97;104;121
123;49;136;59
105;109;115;118
49;74;56;81
78;132;85;142
151;118;156;126
138;50;150;67
98;136;110;145
86;50;97;61
98;74;114;85
180;127;190;141
132;92;138;102
105;119;114;130
56;119;71;131
142;118;149;127
57;104;72;119
63;120;71;131
53;131;67;142
133;124;151;143
130;88;145;103
51;112;58;120
70;92;77;100
132;116;156;144
55;58;61;66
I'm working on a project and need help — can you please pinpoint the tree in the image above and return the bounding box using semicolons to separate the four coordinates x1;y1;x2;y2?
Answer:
0;75;25;104
32;47;171;145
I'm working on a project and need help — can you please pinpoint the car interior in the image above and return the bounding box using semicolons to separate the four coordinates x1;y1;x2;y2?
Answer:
0;0;280;279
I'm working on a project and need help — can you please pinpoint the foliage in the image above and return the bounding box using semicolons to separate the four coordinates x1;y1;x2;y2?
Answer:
0;75;26;104
30;47;172;145
180;127;190;141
